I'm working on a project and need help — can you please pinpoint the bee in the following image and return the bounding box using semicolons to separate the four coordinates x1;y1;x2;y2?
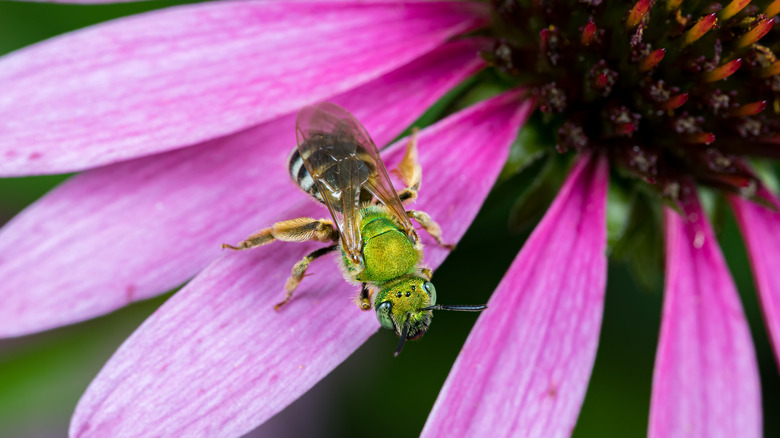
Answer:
223;102;485;355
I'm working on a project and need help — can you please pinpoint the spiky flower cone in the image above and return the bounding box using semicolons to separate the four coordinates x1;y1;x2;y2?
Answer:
488;0;779;205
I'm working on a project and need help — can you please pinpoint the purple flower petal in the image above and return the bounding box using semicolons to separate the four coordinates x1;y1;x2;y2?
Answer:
0;40;489;338
422;154;609;437
730;192;780;370
11;0;139;3
11;1;124;3
0;1;487;176
69;91;535;438
13;0;407;3
649;197;761;438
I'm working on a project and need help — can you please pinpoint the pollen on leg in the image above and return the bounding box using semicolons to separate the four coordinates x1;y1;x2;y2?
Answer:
356;283;373;311
408;210;455;250
393;128;422;193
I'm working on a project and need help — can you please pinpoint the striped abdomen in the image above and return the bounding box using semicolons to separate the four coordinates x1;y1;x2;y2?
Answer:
287;140;376;208
288;147;325;204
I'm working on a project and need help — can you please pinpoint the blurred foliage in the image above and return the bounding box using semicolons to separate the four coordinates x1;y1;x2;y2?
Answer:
1;1;779;438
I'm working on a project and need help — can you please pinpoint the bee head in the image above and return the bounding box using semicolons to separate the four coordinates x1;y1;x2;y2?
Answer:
374;276;435;353
374;275;487;356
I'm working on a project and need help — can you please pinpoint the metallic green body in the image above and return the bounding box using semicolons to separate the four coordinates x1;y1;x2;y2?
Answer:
339;205;435;343
342;205;421;284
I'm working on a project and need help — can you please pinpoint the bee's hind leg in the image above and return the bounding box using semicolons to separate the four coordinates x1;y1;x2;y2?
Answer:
221;228;275;250
276;244;339;311
393;128;422;205
407;210;455;250
222;217;338;250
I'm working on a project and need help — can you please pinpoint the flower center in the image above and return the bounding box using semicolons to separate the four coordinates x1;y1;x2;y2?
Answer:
486;0;779;202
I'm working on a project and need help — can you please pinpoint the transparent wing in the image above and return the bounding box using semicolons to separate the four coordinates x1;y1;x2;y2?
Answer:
295;102;414;262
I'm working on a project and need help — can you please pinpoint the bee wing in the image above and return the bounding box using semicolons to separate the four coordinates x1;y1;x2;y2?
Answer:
295;103;414;261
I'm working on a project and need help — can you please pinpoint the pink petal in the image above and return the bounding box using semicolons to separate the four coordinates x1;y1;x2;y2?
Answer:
0;1;487;176
14;0;408;3
730;193;780;370
0;40;488;337
422;154;609;437
649;197;761;438
69;91;535;438
10;1;141;3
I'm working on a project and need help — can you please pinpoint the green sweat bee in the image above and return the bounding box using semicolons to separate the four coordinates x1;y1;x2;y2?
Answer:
223;102;485;355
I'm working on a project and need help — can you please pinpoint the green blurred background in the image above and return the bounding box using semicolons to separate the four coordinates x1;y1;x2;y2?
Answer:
0;1;778;437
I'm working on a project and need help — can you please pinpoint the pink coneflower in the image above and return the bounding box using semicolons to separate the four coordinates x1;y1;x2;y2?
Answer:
0;0;778;437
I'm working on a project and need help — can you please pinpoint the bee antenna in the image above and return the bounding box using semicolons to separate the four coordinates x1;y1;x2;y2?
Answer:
420;304;488;312
394;316;411;357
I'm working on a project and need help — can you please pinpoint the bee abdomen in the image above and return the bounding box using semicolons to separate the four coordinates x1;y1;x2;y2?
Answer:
288;148;325;204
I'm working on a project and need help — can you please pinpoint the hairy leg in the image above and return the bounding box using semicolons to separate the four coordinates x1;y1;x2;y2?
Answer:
276;244;339;311
357;282;373;311
407;210;455;250
222;217;337;250
394;129;422;204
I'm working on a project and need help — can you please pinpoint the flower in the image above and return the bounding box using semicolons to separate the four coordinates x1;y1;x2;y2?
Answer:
1;0;779;437
1;1;529;436
424;1;779;436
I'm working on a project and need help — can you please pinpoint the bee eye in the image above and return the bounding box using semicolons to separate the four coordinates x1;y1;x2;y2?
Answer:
376;301;394;330
423;282;437;305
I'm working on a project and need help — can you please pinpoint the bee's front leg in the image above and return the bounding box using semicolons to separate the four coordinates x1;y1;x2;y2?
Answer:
357;283;372;311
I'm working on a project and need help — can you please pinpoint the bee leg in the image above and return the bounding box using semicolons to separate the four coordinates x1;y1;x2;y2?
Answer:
222;217;338;250
398;188;417;204
221;228;274;250
357;283;372;311
407;210;455;250
276;244;339;311
393;128;422;205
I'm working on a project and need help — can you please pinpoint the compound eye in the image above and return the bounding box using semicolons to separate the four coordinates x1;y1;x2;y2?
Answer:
423;282;437;306
376;301;394;330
